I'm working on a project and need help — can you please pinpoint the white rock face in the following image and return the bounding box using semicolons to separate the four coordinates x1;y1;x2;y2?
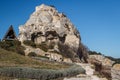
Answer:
18;4;81;54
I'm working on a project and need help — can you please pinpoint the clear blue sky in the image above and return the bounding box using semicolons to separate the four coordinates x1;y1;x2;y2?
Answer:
0;0;120;58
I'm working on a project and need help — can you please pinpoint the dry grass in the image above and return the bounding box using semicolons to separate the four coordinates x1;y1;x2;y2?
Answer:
0;49;85;80
0;48;70;70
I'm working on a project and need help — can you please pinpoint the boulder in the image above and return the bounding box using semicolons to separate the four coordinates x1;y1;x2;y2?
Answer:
89;55;114;66
112;64;120;80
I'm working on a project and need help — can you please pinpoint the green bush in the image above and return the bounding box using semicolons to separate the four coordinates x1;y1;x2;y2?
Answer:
36;43;49;52
0;40;25;55
17;48;25;56
0;41;12;50
28;52;37;57
0;65;85;80
23;40;36;48
23;40;50;52
88;51;102;55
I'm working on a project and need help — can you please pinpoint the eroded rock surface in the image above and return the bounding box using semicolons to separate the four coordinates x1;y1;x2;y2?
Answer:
18;4;80;50
18;4;84;62
112;64;120;80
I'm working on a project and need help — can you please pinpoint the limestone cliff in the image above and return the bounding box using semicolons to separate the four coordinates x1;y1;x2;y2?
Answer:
18;4;85;62
18;4;80;48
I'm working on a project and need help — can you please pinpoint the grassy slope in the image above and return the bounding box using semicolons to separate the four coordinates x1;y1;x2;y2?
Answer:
0;49;85;80
0;48;69;70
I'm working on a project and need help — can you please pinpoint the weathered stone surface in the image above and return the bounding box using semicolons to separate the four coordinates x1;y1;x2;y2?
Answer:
113;64;120;70
112;64;120;80
18;4;80;49
18;4;81;62
89;55;113;80
89;55;114;66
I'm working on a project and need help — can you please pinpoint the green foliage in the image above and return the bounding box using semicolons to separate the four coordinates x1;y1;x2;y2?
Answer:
37;42;56;52
0;65;85;80
28;52;37;57
105;56;120;65
88;51;102;55
23;40;49;52
0;48;70;70
23;40;36;48
36;43;49;52
0;40;25;55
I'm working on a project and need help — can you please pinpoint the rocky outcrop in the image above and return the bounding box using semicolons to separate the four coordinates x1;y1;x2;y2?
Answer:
18;4;86;62
18;4;80;48
89;55;114;66
89;55;115;80
112;64;120;70
89;55;120;80
112;64;120;80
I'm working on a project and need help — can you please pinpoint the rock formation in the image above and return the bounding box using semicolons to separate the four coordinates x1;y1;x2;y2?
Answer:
18;4;80;47
18;4;87;62
89;55;114;66
89;54;120;80
112;64;120;80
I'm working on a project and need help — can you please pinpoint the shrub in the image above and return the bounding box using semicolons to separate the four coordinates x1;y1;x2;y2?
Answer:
17;48;25;56
23;40;50;52
0;41;12;50
0;40;25;56
57;42;74;59
23;40;36;48
28;52;37;57
36;43;48;52
88;51;102;55
77;43;89;63
0;65;85;79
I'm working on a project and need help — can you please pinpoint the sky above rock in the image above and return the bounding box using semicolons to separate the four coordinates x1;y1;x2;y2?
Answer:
0;0;120;58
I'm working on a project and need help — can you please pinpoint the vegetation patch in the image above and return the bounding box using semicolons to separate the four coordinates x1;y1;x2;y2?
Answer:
57;42;75;59
23;40;36;48
36;43;49;52
88;51;102;55
0;65;85;80
28;52;37;57
0;40;25;55
23;40;49;52
0;48;70;70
